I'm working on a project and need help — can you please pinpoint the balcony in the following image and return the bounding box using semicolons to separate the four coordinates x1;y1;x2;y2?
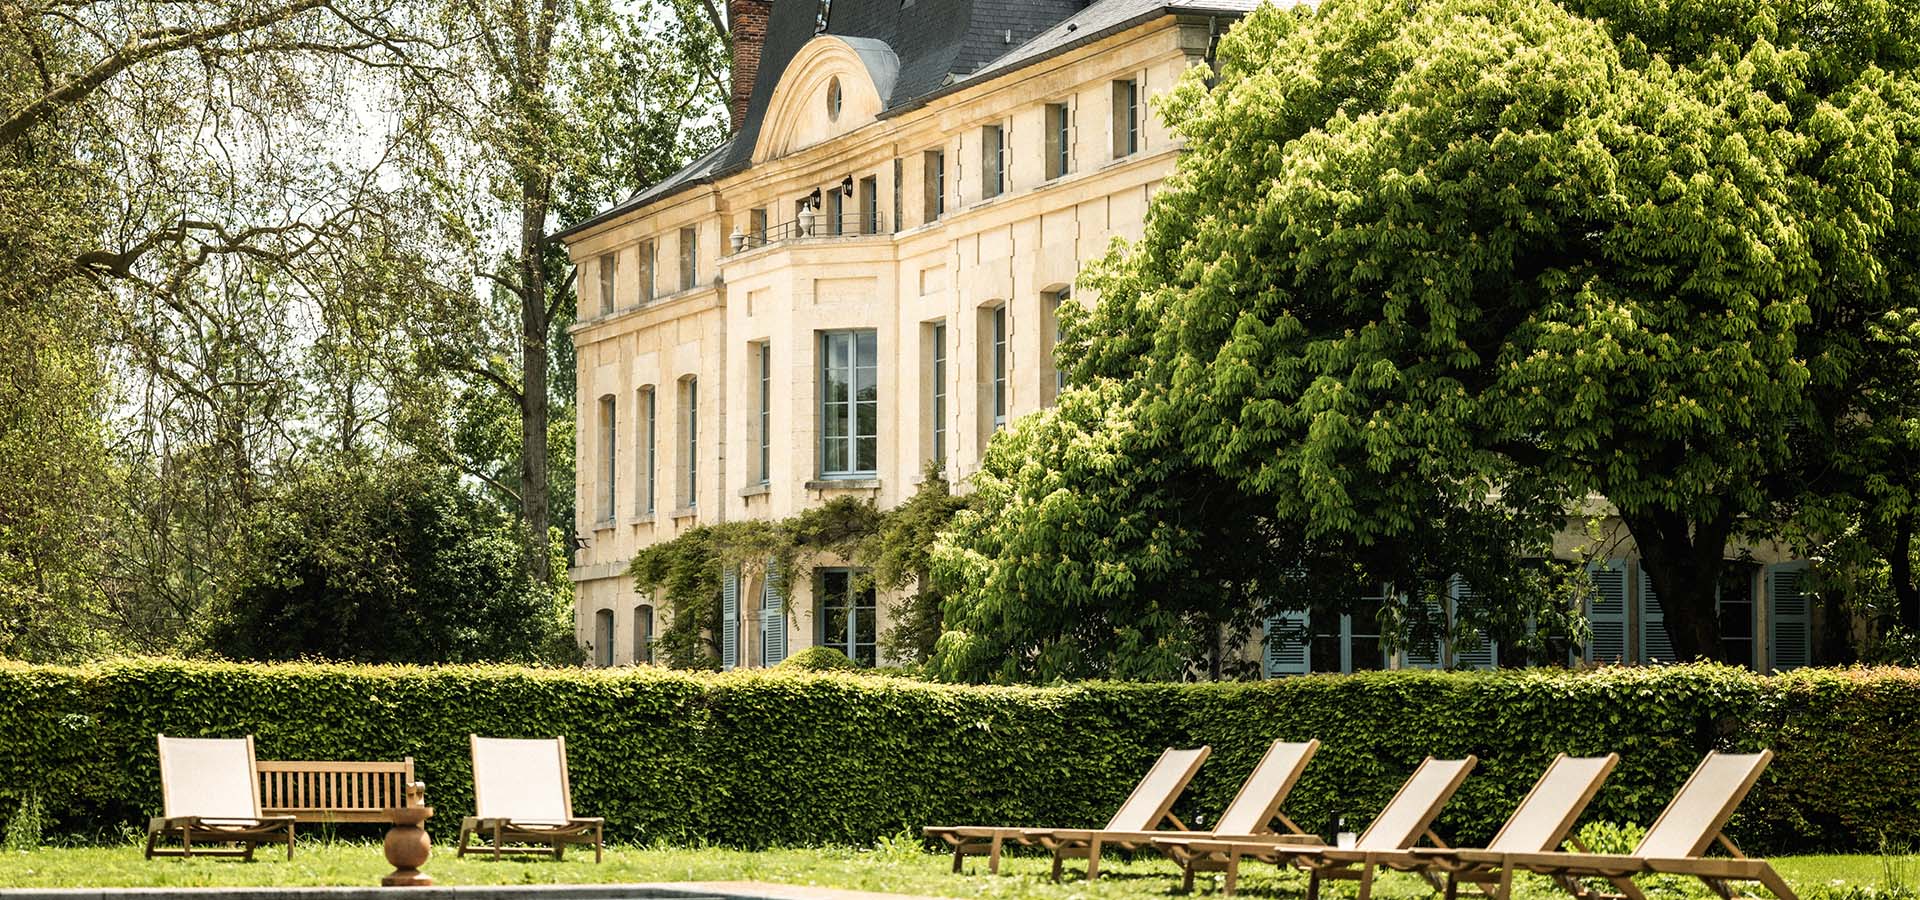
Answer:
729;212;883;255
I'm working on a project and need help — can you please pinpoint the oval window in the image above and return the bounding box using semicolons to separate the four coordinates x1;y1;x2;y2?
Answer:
826;76;842;120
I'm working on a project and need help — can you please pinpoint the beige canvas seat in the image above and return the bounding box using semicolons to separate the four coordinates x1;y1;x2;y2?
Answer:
1155;755;1478;895
145;735;296;861
1032;739;1322;883
456;735;605;861
1296;753;1620;899
924;745;1211;874
1451;751;1797;900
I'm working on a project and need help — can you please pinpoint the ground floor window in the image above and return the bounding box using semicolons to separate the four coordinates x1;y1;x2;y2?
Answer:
816;568;876;666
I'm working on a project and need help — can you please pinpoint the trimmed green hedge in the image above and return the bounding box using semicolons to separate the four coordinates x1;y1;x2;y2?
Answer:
0;660;1914;853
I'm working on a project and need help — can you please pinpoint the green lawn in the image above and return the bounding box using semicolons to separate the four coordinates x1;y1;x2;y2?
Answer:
0;841;1907;897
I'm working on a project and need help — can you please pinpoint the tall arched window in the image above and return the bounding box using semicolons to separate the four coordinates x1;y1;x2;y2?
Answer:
597;393;617;523
633;603;654;665
593;608;614;667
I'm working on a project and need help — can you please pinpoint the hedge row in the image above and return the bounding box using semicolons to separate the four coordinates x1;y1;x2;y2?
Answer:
0;660;1915;853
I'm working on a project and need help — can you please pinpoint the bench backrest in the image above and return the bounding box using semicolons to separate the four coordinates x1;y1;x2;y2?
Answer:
258;759;416;823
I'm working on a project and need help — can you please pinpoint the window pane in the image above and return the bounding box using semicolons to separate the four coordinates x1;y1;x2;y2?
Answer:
856;437;877;473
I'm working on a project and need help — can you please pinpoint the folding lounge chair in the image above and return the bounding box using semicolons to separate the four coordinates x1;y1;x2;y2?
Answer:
1034;739;1323;883
924;745;1212;875
145;735;296;860
1450;750;1798;900
457;735;606;862
1298;752;1620;900
1155;755;1478;896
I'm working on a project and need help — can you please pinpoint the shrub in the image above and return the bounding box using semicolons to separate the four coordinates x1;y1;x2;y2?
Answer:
0;660;1915;852
778;647;859;672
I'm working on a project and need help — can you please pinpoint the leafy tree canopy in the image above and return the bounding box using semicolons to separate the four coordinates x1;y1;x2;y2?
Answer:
936;0;1920;677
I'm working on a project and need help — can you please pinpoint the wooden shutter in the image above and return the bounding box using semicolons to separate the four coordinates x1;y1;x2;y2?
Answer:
1767;562;1812;671
1638;565;1677;664
1449;577;1499;670
1264;610;1311;677
721;566;739;670
761;560;787;666
1585;561;1629;664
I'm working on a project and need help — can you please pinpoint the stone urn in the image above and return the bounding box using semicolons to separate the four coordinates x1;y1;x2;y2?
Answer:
381;783;434;887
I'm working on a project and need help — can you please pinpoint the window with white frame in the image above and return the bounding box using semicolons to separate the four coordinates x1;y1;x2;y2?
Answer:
597;253;616;315
637;386;656;515
633;603;654;664
757;341;772;484
638;239;655;303
1112;79;1139;158
923;149;945;221
678;227;698;291
596;393;617;523
1045;102;1071;180
929;321;947;462
816;568;876;666
819;330;878;476
992;305;1008;428
982;124;1005;199
593;608;614;667
678;376;698;509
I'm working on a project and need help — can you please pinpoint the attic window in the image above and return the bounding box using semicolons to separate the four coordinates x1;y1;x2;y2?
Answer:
827;77;842;120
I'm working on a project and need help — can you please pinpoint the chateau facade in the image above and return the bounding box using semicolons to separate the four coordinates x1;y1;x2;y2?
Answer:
562;0;1822;675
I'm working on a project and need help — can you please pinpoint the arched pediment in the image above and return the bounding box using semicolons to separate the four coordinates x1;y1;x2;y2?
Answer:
752;36;899;164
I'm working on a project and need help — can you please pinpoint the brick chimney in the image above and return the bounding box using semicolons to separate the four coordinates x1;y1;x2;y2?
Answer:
728;0;772;132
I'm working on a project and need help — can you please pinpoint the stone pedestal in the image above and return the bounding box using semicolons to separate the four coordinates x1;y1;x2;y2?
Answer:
381;788;434;887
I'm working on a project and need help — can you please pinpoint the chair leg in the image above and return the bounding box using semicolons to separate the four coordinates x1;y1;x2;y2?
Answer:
595;825;604;863
1496;867;1514;900
1757;867;1799;900
1051;848;1065;883
1181;862;1196;894
951;842;965;874
457;826;472;858
1444;872;1461;900
1357;866;1376;900
1086;839;1103;881
989;835;1003;875
493;823;503;860
1308;869;1322;900
1224;852;1241;897
1610;875;1649;900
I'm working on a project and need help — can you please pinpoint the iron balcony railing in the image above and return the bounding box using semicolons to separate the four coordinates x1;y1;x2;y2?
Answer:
734;212;882;252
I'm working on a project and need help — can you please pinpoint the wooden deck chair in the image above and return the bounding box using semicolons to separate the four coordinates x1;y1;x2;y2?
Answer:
1034;739;1322;884
456;735;605;862
1155;755;1478;896
146;735;296;861
1299;753;1620;900
1450;751;1797;900
923;745;1211;875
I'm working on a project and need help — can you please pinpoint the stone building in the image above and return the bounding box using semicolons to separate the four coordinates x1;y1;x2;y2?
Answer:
561;0;1821;675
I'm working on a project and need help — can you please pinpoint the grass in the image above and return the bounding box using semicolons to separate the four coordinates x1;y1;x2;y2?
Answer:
0;839;1907;896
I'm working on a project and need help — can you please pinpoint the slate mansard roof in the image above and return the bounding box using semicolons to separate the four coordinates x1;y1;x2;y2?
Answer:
560;0;1260;239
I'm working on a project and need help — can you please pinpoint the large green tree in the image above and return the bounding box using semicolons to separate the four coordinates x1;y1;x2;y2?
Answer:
940;0;1920;671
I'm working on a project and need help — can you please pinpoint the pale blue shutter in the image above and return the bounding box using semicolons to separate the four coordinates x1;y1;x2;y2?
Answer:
721;566;740;670
1585;561;1629;664
1264;610;1311;677
1449;577;1499;670
1638;566;1677;664
1767;562;1812;671
760;560;787;666
1404;592;1445;669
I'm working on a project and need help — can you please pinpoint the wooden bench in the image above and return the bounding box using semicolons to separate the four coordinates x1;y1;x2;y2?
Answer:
258;758;426;824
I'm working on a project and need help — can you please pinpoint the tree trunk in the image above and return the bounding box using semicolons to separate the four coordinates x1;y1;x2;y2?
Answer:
518;184;553;584
1887;512;1920;633
1620;508;1733;663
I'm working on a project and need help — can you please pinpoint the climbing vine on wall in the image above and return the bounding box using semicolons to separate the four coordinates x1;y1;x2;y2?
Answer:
628;466;972;669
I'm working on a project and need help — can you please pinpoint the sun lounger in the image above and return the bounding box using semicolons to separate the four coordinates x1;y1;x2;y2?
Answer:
1155;755;1478;895
1032;739;1322;883
924;745;1211;874
1450;750;1797;900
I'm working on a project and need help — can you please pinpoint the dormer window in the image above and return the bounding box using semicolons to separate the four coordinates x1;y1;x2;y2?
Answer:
827;77;842;120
